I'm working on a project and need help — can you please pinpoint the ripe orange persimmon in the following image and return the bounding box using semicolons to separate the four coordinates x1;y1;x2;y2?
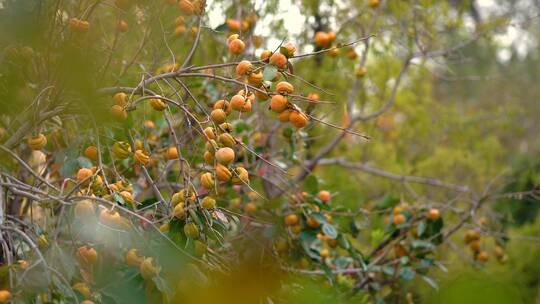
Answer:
426;208;440;221
270;95;288;113
260;50;272;61
355;66;368;78
243;202;257;214
150;98;167;111
269;52;287;69
317;190;331;203
232;166;249;185
393;214;406;225
28;133;47;150
165;147;178;160
284;214;299;226
117;20;128;32
178;0;194;14
215;147;235;165
111;105;127;120
77;167;93;183
230;94;247;111
280;42;296;57
306;217;321;228
289;111;309;128
84;145;98;160
210;109;227;124
228;37;245;55
235;60;252;76
278;110;291;122
215;163;232;181
314;31;330;47
247;71;263;86
227;19;241;31
368;0;380;8
276;81;294;94
113;92;128;106
134;150;150;165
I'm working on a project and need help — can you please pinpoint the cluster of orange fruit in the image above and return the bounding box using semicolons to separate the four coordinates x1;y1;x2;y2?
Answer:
283;190;334;256
464;229;506;263
229;39;310;128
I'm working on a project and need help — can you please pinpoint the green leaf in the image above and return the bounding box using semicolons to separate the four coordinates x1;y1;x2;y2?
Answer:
59;158;78;177
304;175;319;193
421;275;439;290
412;240;434;250
417;221;427;237
214;23;228;32
77;156;93;169
152;275;172;296
374;195;399;209
263;65;278;81
399;267;416;281
322;223;338;239
337;234;350;250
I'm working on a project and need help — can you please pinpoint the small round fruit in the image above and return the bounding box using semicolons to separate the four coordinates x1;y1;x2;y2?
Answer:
426;208;440;221
113;92;128;106
215;164;232;181
280;42;296;57
260;50;272;61
210;109;227;124
140;257;160;279
306;217;321;228
201;196;216;209
173;203;186;219
215;147;235;165
244;202;257;214
230;94;248;112
317;190;331;203
84;145;98;160
393;214;406;225
76;246;98;265
355;66;368;78
77;168;93;183
184;222;199;239
200;172;214;189
314;31;330;47
28;133;47;150
203;150;214;165
133;150;150;166
247;71;263;86
289;111;309;128
276;81;294;95
464;229;481;244
166;147;179;160
235;60;252;76
307;93;320;102
284;214;299;226
117;20;128;32
269;52;287;69
320;247;330;258
203;127;216;140
178;0;195;14
150;98;167;111
270;95;288;113
218;133;235;148
228;38;245;55
367;0;380;8
476;250;489;262
278;110;291;122
125;249;143;267
327;46;339;57
232;166;249;185
469;240;481;252
111;105;127;120
213;99;231;114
